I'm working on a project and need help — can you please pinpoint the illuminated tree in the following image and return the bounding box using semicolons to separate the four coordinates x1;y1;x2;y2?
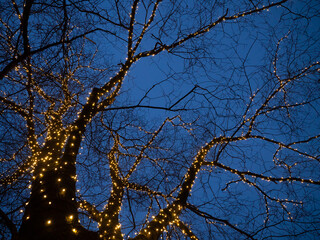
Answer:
0;0;319;239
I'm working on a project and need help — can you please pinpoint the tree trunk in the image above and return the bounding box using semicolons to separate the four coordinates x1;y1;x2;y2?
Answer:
17;151;98;240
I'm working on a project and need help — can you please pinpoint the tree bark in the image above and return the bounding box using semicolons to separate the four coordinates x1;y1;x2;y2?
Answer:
17;151;98;240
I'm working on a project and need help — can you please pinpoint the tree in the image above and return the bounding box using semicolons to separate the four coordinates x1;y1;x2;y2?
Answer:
0;0;319;239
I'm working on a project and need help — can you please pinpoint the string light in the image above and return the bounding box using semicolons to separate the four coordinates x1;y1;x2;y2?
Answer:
0;1;318;239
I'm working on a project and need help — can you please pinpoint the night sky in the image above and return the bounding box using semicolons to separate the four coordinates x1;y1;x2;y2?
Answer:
0;0;320;239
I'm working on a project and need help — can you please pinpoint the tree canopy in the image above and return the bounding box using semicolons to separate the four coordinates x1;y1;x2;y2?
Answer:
0;0;319;239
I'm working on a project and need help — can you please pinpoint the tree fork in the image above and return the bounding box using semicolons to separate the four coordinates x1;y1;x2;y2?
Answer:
17;96;100;239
